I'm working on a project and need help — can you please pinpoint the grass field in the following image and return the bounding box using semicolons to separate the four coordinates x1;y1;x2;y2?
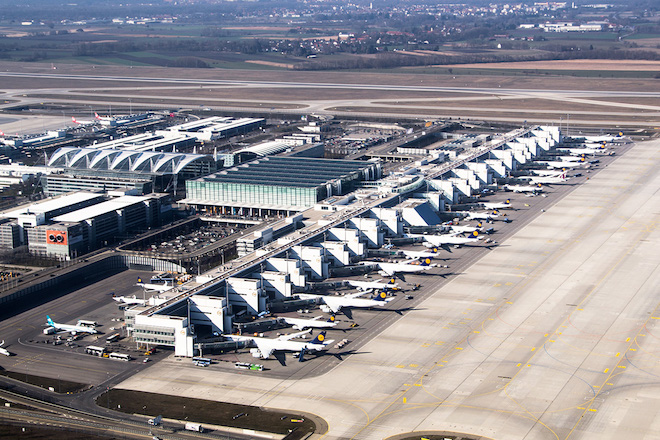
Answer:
0;370;89;394
101;388;318;439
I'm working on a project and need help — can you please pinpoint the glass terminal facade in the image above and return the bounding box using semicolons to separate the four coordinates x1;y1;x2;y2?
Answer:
185;156;381;213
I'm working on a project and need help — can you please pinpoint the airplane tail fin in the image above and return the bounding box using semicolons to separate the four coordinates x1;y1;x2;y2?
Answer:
388;278;396;285
327;314;336;323
137;277;142;283
491;210;499;216
94;112;101;120
618;131;624;137
46;315;54;326
505;199;511;205
374;291;389;302
471;231;479;239
477;222;483;228
310;331;328;345
71;117;78;124
420;258;432;266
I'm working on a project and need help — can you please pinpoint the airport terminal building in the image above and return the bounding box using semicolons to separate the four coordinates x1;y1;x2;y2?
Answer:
181;156;382;216
0;191;172;258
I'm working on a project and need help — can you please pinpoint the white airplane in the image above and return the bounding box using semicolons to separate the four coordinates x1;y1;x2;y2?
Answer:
299;291;395;314
526;172;568;185
94;112;113;122
136;277;174;293
45;315;98;335
346;279;399;291
558;155;586;162
400;248;442;260
504;183;543;193
577;132;623;143
530;169;565;177
223;329;333;361
0;340;12;356
450;222;482;234
481;199;512;210
363;259;434;276
71;116;96;125
460;210;500;221
415;231;482;247
112;295;147;306
281;315;337;330
558;146;606;156
542;158;587;169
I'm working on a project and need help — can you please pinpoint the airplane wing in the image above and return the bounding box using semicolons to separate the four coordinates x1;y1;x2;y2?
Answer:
253;340;276;359
346;290;370;299
320;296;343;313
277;329;312;341
377;265;395;276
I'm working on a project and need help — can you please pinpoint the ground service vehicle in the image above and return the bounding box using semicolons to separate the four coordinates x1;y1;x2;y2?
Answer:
185;422;203;432
109;352;131;361
86;346;107;357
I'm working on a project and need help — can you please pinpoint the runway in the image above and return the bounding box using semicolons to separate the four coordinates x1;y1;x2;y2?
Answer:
117;138;660;439
1;68;659;127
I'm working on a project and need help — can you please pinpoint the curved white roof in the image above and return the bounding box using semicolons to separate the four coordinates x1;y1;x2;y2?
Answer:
234;141;288;157
48;147;211;175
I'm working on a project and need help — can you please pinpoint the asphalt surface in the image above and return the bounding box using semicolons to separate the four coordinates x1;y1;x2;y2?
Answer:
116;138;660;440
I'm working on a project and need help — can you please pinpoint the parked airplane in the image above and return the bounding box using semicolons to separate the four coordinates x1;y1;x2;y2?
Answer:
461;210;500;221
558;146;606;156
299;291;395;314
45;315;98;335
481;199;512;210
415;231;482;247
577;132;623;143
504;183;543;193
529;169;562;177
0;340;12;356
136;277;174;293
363;259;434;276
400;248;442;260
520;172;568;185
346;279;399;291
112;295;147;306
223;329;333;361
450;222;482;234
94;112;113;122
542;158;587;169
71;116;95;125
281;315;337;330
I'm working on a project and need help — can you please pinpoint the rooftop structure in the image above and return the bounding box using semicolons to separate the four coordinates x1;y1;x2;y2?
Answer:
1;192;105;223
85;132;196;152
52;195;154;223
157;117;265;141
47;147;214;179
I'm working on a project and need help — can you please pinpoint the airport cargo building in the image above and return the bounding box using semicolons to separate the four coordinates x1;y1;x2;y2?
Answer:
182;156;382;216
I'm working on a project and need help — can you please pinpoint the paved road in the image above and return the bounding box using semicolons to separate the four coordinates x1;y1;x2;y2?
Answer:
117;138;660;439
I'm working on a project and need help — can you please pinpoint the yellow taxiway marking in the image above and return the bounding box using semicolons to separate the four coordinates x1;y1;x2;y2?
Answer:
455;347;463;350
615;352;620;357
617;365;626;369
626;337;631;342
493;283;501;287
531;347;536;351
409;364;418;368
396;365;405;369
604;368;609;373
473;330;480;334
516;363;521;367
